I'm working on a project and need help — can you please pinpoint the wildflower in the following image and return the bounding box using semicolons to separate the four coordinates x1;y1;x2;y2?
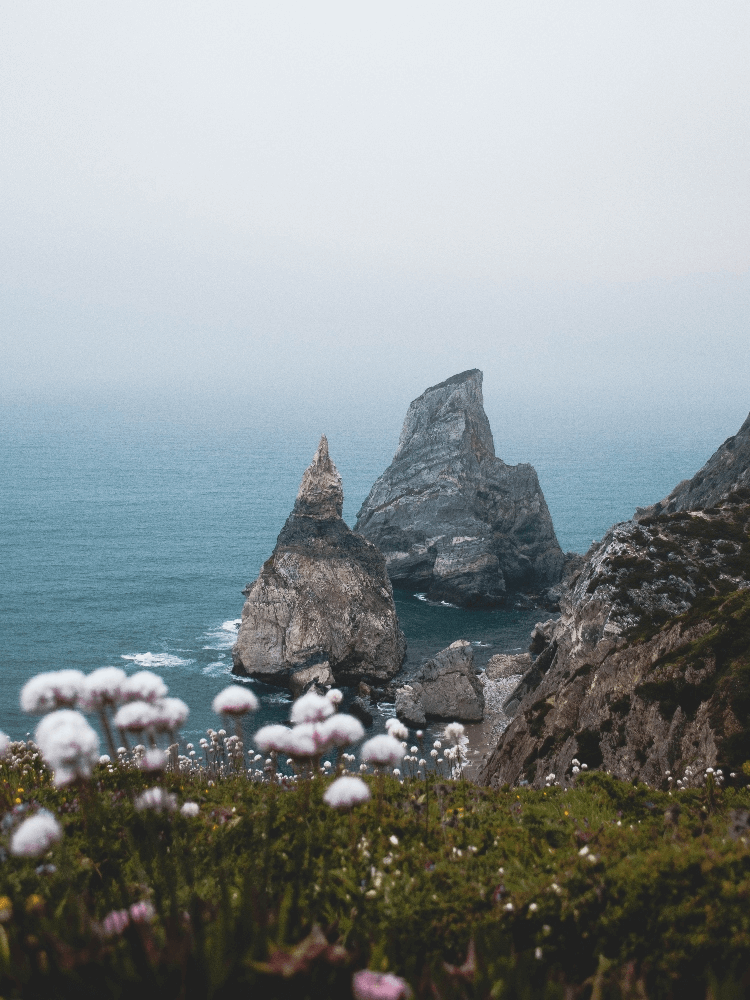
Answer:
212;686;259;716
139;748;167;772
21;670;86;713
0;897;12;922
180;801;200;817
326;688;343;706
323;776;371;809
114;701;160;733
134;787;177;812
433;740;442;749
581;763;588;770
361;735;405;768
535;947;543;960
10;810;63;857
290;691;334;725
99;754;111;764
79;667;127;710
153;697;190;731
416;730;423;738
352;969;412;1000
385;718;409;741
443;722;465;744
389;834;399;846
430;749;438;758
101;908;130;937
319;713;365;747
121;671;168;703
528;902;538;912
419;758;426;766
393;768;401;778
129;900;156;923
35;710;100;786
578;845;590;856
504;902;514;912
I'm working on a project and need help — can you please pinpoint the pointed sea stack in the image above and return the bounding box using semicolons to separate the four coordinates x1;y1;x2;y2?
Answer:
232;436;407;688
355;370;565;606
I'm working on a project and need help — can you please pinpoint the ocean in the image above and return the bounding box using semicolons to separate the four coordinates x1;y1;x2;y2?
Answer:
0;399;737;750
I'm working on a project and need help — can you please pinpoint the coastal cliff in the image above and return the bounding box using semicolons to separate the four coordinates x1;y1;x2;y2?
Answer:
355;370;566;607
480;410;750;789
232;436;406;688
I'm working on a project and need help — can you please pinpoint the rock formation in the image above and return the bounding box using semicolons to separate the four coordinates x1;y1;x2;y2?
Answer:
480;409;750;789
395;640;485;725
355;370;567;607
232;436;407;687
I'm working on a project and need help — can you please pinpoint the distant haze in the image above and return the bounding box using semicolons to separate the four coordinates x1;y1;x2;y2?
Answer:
1;2;749;437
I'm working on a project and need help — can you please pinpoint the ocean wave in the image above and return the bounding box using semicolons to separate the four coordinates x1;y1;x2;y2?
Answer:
413;593;458;609
121;652;194;669
202;618;242;650
202;661;231;677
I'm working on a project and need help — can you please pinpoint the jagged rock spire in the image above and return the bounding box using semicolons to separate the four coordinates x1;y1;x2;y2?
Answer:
293;434;344;520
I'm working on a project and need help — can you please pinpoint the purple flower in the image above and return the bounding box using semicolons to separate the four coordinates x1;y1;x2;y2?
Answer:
352;969;412;1000
101;908;130;937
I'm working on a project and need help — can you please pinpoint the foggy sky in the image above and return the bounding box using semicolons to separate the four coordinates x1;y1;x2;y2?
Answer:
2;2;749;432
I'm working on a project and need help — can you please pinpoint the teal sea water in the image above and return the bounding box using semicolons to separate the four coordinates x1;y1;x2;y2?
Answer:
0;401;734;747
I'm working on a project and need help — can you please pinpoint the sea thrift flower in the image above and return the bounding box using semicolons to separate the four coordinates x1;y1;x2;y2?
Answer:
21;670;86;713
385;718;409;741
129;901;156;923
153;697;190;732
319;713;365;747
352;969;412;1000
290;690;334;725
326;688;343;706
35;710;100;786
443;722;465;744
114;701;160;733
135;787;177;812
180;801;200;817
361;735;404;768
79;667;128;710
121;671;168;704
101;908;130;937
139;748;167;772
10;810;63;857
323;776;371;809
212;686;259;715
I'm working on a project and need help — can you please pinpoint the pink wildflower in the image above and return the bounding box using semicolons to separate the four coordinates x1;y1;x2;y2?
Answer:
352;969;412;1000
101;908;130;937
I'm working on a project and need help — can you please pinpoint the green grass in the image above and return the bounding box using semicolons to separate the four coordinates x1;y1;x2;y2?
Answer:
5;757;750;997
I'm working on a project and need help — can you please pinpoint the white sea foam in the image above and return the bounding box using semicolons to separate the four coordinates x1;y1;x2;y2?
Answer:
121;653;194;669
202;618;242;650
412;592;457;608
202;661;231;677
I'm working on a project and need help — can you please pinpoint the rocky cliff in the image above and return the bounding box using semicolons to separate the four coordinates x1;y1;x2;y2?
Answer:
232;436;406;688
354;370;566;607
480;410;750;789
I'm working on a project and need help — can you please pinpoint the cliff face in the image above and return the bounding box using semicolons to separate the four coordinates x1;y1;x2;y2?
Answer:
647;412;750;515
479;410;750;789
354;370;566;607
232;436;407;687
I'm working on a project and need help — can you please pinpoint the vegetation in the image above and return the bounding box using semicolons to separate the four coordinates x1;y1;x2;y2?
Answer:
5;749;750;998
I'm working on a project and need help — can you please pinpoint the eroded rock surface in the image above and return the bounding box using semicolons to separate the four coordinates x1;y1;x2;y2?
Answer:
395;640;485;722
232;436;407;687
480;434;750;789
355;370;567;607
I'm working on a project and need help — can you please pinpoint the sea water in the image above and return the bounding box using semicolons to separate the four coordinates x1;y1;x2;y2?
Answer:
0;400;735;748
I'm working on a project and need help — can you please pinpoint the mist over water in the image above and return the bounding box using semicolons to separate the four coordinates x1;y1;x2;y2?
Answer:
1;396;740;746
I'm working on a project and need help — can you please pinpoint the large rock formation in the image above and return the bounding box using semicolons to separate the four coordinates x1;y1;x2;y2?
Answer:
355;370;566;607
395;640;485;725
232;436;407;687
480;409;750;789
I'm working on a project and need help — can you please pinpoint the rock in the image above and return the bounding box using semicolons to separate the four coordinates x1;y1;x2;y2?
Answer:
480;487;750;788
406;640;485;721
529;620;556;655
485;653;532;679
232;436;407;687
395;684;427;727
289;661;335;699
643;411;750;515
355;370;567;607
349;696;375;726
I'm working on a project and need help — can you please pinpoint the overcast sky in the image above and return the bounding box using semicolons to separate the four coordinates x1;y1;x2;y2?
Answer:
2;2;749;431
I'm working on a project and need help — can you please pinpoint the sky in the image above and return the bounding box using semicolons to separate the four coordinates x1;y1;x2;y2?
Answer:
2;2;749;436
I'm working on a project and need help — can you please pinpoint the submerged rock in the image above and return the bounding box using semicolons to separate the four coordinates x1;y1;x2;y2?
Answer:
355;370;566;607
232;436;407;687
396;640;485;723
